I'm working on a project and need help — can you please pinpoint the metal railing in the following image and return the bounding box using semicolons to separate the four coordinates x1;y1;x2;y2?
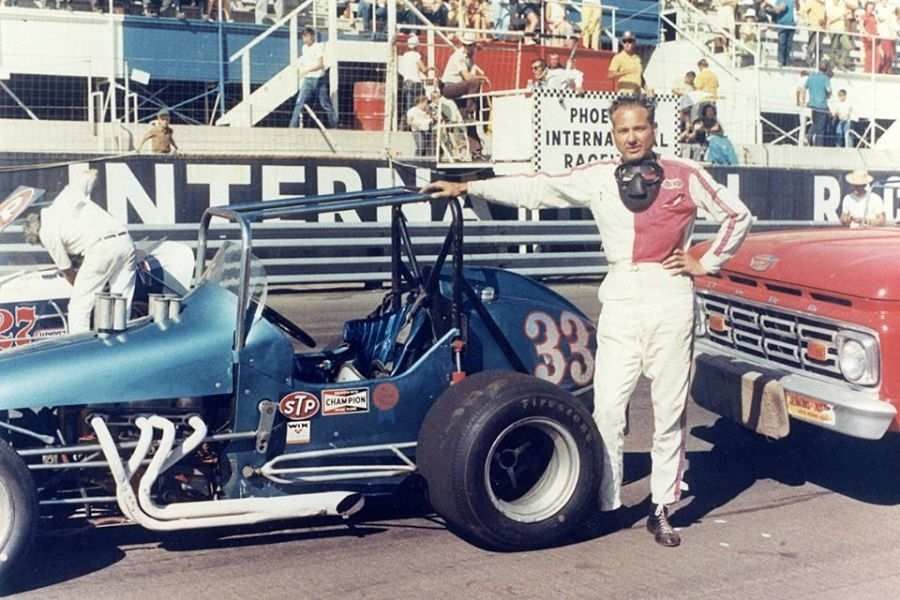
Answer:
228;0;316;105
1;219;839;284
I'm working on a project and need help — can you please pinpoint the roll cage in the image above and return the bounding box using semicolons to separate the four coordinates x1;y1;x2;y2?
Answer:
193;187;465;355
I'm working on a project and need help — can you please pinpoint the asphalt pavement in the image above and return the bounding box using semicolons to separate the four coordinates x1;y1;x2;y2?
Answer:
11;283;900;599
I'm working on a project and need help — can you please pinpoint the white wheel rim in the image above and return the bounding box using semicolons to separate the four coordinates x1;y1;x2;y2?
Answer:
0;479;13;561
484;416;581;524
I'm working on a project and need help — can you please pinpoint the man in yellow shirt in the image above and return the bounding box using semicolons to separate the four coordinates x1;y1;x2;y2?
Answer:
694;59;719;99
607;31;642;92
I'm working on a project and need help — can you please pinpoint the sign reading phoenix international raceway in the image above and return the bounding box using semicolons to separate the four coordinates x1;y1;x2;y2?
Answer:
533;90;680;173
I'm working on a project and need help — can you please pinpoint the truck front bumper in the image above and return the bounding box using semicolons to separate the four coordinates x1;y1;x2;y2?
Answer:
693;339;896;440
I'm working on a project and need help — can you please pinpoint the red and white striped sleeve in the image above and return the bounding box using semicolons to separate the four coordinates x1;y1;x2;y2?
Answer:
467;164;602;210
688;164;753;274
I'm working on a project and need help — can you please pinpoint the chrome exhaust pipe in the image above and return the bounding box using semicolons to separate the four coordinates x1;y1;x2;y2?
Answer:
111;294;128;332
94;293;113;333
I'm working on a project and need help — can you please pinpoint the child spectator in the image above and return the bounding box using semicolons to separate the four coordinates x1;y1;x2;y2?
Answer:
829;88;853;146
407;95;434;157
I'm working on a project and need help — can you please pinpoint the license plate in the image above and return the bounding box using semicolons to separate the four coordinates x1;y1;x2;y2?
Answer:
786;392;836;426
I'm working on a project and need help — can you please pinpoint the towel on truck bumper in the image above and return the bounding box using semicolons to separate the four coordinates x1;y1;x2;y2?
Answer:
691;352;790;439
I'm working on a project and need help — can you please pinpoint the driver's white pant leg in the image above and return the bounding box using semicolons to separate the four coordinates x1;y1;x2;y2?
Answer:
593;300;643;511
68;237;136;334
107;237;137;318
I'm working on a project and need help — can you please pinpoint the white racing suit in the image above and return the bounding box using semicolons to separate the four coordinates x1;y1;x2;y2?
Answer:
468;156;752;509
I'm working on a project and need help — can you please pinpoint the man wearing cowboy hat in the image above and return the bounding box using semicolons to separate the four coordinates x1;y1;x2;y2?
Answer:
440;32;489;159
841;170;885;228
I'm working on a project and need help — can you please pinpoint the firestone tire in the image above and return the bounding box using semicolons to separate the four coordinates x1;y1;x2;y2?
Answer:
0;440;37;593
417;371;602;551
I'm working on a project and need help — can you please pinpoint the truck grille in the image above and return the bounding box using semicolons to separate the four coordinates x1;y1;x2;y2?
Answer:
698;292;843;380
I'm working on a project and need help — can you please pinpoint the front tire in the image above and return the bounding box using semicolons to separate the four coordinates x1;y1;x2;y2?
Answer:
0;440;37;591
417;371;601;551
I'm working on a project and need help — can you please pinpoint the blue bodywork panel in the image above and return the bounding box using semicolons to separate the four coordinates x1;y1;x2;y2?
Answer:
0;284;235;411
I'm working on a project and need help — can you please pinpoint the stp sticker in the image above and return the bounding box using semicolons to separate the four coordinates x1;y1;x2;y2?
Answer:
279;391;320;420
322;388;369;416
286;421;311;445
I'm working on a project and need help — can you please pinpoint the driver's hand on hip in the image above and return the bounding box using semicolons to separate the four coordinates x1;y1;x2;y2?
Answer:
662;248;707;276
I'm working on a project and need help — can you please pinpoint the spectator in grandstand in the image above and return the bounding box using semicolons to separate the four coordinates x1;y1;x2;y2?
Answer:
674;70;696;95
429;87;469;160
289;27;338;130
254;0;284;25
829;87;853;146
714;0;738;51
407;95;435;157
421;0;449;27
706;127;739;165
463;0;490;32
490;0;514;32
359;0;387;33
399;35;427;129
138;109;179;154
582;0;603;50
694;59;720;99
823;0;852;71
205;0;232;21
737;11;760;66
841;170;885;227
796;69;808;105
804;60;831;146
876;1;897;74
608;31;642;92
862;2;879;72
522;4;540;44
531;54;585;93
545;0;574;47
440;32;488;158
799;0;827;67
763;0;796;66
159;0;186;19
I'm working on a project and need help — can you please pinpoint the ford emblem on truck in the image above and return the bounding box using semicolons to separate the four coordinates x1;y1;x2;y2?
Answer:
750;254;779;272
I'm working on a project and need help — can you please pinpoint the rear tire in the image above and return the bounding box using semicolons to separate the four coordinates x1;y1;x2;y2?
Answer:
417;371;602;551
0;440;37;592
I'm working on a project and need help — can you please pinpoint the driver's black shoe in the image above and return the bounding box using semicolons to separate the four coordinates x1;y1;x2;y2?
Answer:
646;504;681;547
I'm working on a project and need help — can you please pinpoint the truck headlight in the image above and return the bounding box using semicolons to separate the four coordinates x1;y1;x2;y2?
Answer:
836;331;879;386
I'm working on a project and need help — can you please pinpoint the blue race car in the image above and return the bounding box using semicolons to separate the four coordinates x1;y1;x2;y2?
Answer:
0;188;602;587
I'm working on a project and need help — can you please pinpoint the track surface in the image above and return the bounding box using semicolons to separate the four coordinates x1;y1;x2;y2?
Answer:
11;283;900;599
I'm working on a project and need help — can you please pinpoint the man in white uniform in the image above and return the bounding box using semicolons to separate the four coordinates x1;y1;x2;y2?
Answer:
840;170;885;227
425;96;752;547
23;169;135;334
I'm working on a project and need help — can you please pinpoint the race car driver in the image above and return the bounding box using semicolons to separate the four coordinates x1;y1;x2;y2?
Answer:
424;95;752;547
22;169;135;334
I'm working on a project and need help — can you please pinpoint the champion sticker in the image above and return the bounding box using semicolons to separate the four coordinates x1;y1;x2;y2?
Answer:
279;391;320;420
322;388;369;416
286;421;311;445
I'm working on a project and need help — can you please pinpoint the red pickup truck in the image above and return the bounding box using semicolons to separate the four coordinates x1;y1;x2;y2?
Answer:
690;228;899;440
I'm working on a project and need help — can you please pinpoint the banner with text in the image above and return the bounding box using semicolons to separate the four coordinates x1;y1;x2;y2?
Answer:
0;155;898;224
533;90;680;172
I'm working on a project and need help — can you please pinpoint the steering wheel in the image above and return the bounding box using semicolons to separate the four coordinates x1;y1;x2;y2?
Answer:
262;306;317;348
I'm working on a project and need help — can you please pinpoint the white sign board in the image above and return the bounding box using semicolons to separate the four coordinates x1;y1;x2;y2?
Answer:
533;90;679;173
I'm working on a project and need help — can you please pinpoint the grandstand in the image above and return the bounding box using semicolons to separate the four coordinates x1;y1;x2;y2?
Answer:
0;0;897;163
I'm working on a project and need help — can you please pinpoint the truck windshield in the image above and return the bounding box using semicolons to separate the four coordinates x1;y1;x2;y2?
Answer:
195;241;268;321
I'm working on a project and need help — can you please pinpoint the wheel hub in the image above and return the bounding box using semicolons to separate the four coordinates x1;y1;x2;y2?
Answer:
484;415;581;524
0;479;13;560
